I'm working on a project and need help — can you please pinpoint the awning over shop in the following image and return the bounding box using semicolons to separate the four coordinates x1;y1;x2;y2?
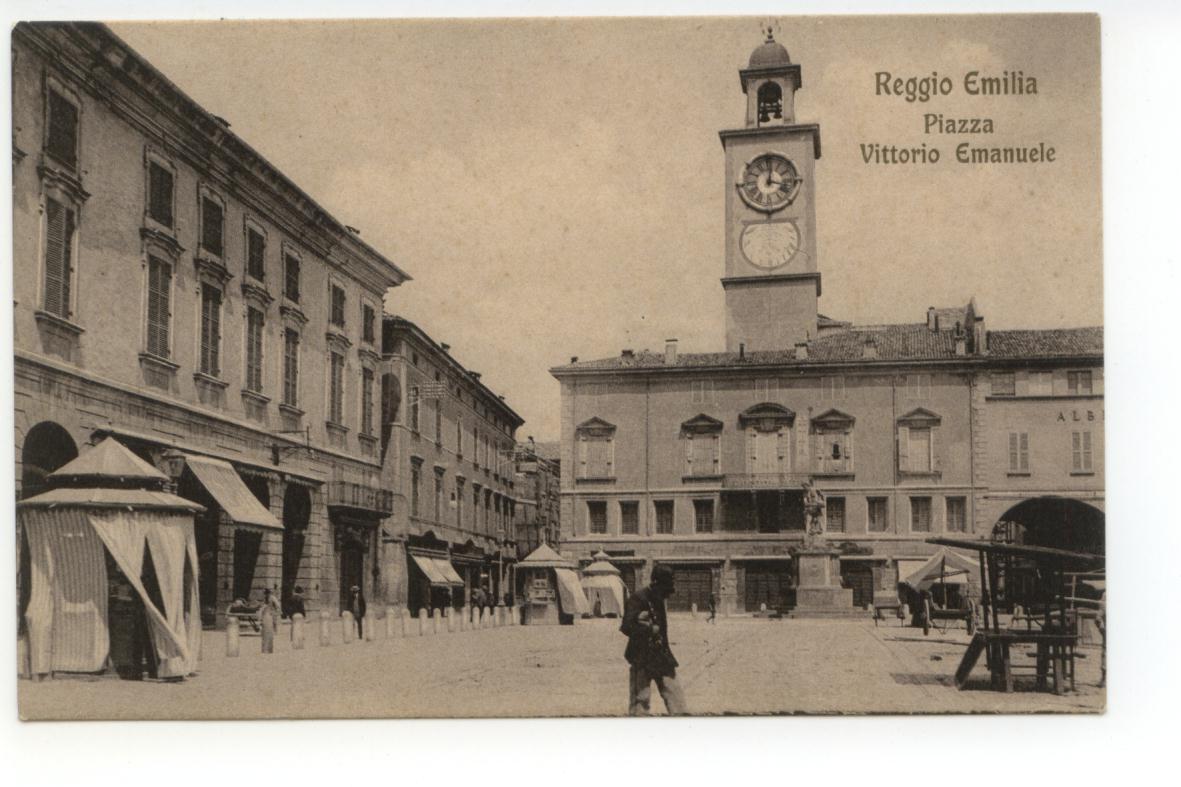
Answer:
184;455;281;530
901;548;981;591
410;554;463;587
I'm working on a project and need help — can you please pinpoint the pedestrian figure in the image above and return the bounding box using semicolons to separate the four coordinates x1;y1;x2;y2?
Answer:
620;565;687;716
349;585;367;641
260;589;280;654
288;585;307;641
707;592;717;624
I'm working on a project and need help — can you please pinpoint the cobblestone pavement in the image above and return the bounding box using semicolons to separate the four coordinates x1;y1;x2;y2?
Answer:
18;614;1105;719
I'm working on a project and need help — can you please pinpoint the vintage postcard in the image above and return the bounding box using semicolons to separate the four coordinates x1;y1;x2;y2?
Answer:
12;14;1104;720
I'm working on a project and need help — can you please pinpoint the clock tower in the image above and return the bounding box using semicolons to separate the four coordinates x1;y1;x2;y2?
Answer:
720;29;822;353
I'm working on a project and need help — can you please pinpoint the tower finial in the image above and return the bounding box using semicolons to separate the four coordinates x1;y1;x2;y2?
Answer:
761;19;778;42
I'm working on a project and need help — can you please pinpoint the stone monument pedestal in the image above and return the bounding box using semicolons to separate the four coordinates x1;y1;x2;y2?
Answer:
788;542;867;619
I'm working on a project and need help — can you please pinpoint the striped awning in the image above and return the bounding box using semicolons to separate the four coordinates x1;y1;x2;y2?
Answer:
184;455;281;530
410;554;463;587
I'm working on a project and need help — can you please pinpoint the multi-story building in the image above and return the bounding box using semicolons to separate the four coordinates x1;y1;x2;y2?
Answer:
513;438;562;557
13;22;408;626
550;34;1103;614
378;317;524;613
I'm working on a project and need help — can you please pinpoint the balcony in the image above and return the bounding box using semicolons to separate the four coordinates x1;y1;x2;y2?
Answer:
722;472;812;490
327;481;395;517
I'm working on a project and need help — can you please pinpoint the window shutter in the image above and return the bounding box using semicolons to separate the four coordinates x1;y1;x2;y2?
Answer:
897;426;910;472
578;436;588;478
685;434;694;475
846;430;855;471
1020;432;1029;472
748;427;758;472
1083;431;1093;470
43;198;68;317
607;438;615;476
813;431;824;473
712;433;721;474
931;425;941;471
776;430;788;472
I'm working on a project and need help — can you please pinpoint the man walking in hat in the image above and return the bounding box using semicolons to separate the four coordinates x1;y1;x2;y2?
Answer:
349;585;367;641
619;565;687;716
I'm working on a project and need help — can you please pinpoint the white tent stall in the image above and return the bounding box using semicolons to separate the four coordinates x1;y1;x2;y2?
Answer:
581;550;627;617
17;438;204;680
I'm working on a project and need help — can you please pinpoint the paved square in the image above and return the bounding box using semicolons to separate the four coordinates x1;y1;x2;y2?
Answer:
19;616;1104;719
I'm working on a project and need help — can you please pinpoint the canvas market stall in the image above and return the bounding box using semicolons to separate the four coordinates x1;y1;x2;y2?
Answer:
581;550;627;617
17;438;204;680
516;544;589;625
900;547;982;634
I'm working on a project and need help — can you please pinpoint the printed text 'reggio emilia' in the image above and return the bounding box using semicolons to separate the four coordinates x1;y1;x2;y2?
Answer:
861;70;1057;165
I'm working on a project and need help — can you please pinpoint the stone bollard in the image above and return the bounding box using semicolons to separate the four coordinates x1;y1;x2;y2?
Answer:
319;609;332;646
497;606;505;627
760;602;768;613
418;608;428;636
447;608;455;633
342;611;355;643
510;605;518;626
386;608;397;638
433;609;442;634
226;616;240;657
292;613;306;650
365;614;377;642
400;607;409;637
691;603;698;618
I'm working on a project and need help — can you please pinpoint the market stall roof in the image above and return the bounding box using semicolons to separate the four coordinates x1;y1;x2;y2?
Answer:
583;550;621;576
517;543;576;569
184;455;281;530
47;437;168;485
901;548;980;590
17;487;203;512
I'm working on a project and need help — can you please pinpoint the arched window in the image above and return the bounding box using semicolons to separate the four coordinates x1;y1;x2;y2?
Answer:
757;82;783;124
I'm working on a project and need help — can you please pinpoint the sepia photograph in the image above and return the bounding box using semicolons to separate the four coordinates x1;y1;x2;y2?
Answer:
10;12;1110;722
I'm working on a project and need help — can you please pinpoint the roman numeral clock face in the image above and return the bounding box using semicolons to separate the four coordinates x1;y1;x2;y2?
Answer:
738;153;801;213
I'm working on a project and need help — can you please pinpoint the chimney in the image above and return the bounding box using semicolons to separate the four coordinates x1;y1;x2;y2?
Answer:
470;371;481;381
665;338;678;365
440;343;450;353
570;356;579;364
862;336;878;359
954;322;967;356
794;341;808;360
927;306;937;331
738;343;746;361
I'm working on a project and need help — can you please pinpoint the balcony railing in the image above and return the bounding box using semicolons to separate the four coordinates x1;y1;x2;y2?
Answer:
327;481;395;516
721;472;812;490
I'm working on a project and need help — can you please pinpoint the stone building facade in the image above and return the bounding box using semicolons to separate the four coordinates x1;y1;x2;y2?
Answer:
550;34;1103;614
13;22;407;626
377;317;524;614
512;439;562;558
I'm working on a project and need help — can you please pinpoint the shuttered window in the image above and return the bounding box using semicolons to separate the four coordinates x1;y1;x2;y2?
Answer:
1068;371;1093;395
145;256;171;357
654;500;675;534
199;284;222;376
907;427;932;472
410;461;421;517
693;499;714;533
1008;432;1029;473
147;162;173;228
409;387;420;433
827;497;846;533
330;284;346;327
42;197;75;318
46;89;78;169
1072;431;1093;472
910;497;932;533
201;197;223;256
946;497;967;532
620;501;639;535
991;373;1016;396
245;307;264;392
685;433;721;477
282;329;300;406
247;228;266;281
588;501;607;534
329;351;345;424
362;304;376;344
361;368;375;435
284;253;300;301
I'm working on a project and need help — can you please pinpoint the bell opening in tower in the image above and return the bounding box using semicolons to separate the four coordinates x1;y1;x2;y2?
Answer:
757;82;783;124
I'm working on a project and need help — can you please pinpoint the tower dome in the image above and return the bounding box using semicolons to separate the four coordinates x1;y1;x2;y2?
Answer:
749;30;790;68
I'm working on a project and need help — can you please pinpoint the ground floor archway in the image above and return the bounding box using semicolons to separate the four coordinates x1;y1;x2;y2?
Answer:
993;496;1105;555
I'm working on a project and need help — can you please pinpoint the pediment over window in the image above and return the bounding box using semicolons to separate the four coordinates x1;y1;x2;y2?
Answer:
576;417;617;438
738;402;796;430
897;407;942;427
680;414;724;435
812;409;856;431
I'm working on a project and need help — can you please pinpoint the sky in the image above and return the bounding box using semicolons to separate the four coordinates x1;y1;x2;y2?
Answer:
108;15;1102;441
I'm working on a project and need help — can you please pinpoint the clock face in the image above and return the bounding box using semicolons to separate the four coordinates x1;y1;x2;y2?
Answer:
740;221;801;270
737;153;801;213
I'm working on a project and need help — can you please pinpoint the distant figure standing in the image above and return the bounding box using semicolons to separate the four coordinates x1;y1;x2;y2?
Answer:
707;593;717;624
349;585;367;641
260;589;280;654
288;585;307;641
620;565;687;716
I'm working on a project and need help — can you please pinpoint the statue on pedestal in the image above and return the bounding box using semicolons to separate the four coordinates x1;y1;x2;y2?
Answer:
802;479;826;548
